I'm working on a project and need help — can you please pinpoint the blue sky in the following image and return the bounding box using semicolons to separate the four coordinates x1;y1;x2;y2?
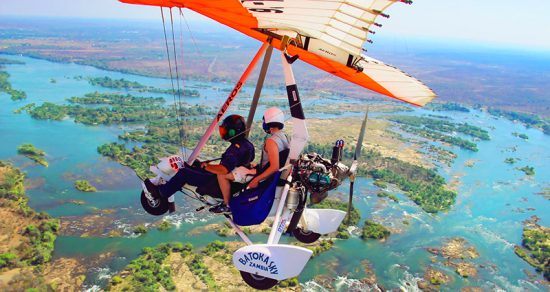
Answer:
1;0;549;50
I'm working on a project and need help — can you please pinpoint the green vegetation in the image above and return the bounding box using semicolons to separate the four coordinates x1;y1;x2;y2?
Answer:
113;243;185;291
390;115;490;140
488;108;550;135
87;76;200;96
0;58;25;65
373;180;387;189
0;161;59;270
377;192;399;203
203;240;225;256
517;166;535;176
389;115;490;152
133;224;148;235
311;199;360;239
98;143;176;177
74;180;97;192
17;143;48;167
427;102;470;113
514;223;549;280
512;132;529;140
0;161;25;199
187;254;218;289
157;220;172;231
22;220;60;265
0;253;18;269
29;102;68;120
0;70;27;101
303;144;457;213
13;103;35;114
361;220;390;240
278;277;299;288
369;168;456;213
504;157;518;164
29;92;210;128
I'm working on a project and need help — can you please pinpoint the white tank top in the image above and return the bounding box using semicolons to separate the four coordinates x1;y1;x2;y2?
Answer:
260;131;289;168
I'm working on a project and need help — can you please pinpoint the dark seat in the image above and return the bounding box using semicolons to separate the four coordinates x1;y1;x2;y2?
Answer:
195;180;245;199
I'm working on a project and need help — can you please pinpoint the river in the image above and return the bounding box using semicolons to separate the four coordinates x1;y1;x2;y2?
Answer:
0;54;548;291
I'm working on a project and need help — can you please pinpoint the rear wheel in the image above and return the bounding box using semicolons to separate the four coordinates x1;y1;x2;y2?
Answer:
293;227;321;244
239;271;278;290
140;191;169;216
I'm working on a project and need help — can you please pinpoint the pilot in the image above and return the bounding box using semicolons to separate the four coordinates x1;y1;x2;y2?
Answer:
212;107;289;214
143;114;255;213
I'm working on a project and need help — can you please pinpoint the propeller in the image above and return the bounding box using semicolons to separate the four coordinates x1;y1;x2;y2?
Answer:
346;108;369;225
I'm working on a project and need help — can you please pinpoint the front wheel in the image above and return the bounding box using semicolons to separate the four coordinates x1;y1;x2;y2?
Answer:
140;191;169;216
293;227;321;244
239;271;278;290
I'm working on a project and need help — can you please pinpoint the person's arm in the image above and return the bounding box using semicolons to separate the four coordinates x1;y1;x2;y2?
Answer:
248;139;279;188
202;163;229;175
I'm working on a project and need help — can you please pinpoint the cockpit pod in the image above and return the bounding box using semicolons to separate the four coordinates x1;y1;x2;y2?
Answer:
233;244;313;281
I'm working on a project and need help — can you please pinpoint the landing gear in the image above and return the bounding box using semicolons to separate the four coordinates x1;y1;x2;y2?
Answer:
292;227;321;244
239;271;278;290
140;191;169;216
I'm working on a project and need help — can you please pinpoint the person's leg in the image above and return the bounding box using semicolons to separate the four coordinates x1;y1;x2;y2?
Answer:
156;168;190;198
217;173;235;206
156;166;213;198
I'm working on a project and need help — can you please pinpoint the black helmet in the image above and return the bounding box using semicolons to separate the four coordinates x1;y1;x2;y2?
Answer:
219;114;246;141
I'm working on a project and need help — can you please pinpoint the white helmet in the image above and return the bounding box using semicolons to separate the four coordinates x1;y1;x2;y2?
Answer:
262;107;285;132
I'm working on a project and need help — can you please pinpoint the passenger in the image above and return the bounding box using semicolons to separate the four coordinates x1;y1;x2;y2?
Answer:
212;107;289;214
143;114;255;212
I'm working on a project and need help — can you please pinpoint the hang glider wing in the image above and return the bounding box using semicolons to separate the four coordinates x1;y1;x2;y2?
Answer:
120;0;436;106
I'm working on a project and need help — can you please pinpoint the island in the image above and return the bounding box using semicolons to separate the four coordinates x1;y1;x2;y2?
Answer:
514;216;549;280
0;70;27;101
87;76;201;97
74;180;97;192
388;115;490;152
361;220;391;240
512;132;529;140
17;143;48;167
487;108;550;135
517;166;535;176
504;157;518;164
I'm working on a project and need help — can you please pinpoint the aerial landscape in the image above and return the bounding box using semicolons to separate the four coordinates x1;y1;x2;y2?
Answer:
0;0;549;291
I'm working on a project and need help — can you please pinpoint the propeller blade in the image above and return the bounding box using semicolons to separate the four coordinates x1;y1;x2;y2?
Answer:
347;108;369;225
354;109;369;160
346;181;354;225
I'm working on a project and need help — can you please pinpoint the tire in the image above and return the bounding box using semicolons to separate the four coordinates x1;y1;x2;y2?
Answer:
140;191;169;216
239;271;278;290
293;227;321;244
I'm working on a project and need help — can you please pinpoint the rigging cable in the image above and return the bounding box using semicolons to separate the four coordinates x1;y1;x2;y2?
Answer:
177;8;189;160
168;8;188;159
160;7;186;157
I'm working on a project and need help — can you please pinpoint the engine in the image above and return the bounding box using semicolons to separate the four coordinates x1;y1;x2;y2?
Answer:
295;152;349;204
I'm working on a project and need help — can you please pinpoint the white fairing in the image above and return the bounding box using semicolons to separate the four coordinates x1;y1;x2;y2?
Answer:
242;0;398;56
302;208;346;235
233;244;312;281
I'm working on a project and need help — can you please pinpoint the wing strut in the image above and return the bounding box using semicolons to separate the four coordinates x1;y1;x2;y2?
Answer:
186;43;269;164
245;45;274;136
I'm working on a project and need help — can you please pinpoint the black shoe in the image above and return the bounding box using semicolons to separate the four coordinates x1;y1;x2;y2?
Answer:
168;202;176;213
144;179;161;199
209;204;231;214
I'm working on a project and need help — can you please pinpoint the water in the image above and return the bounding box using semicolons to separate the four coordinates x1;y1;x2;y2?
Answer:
1;54;548;290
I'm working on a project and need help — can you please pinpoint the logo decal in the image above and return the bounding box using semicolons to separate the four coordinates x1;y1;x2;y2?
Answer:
216;81;242;122
277;219;287;233
238;252;279;275
241;0;284;14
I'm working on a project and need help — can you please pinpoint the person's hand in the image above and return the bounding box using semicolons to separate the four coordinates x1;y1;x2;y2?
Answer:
248;178;259;189
200;162;209;170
